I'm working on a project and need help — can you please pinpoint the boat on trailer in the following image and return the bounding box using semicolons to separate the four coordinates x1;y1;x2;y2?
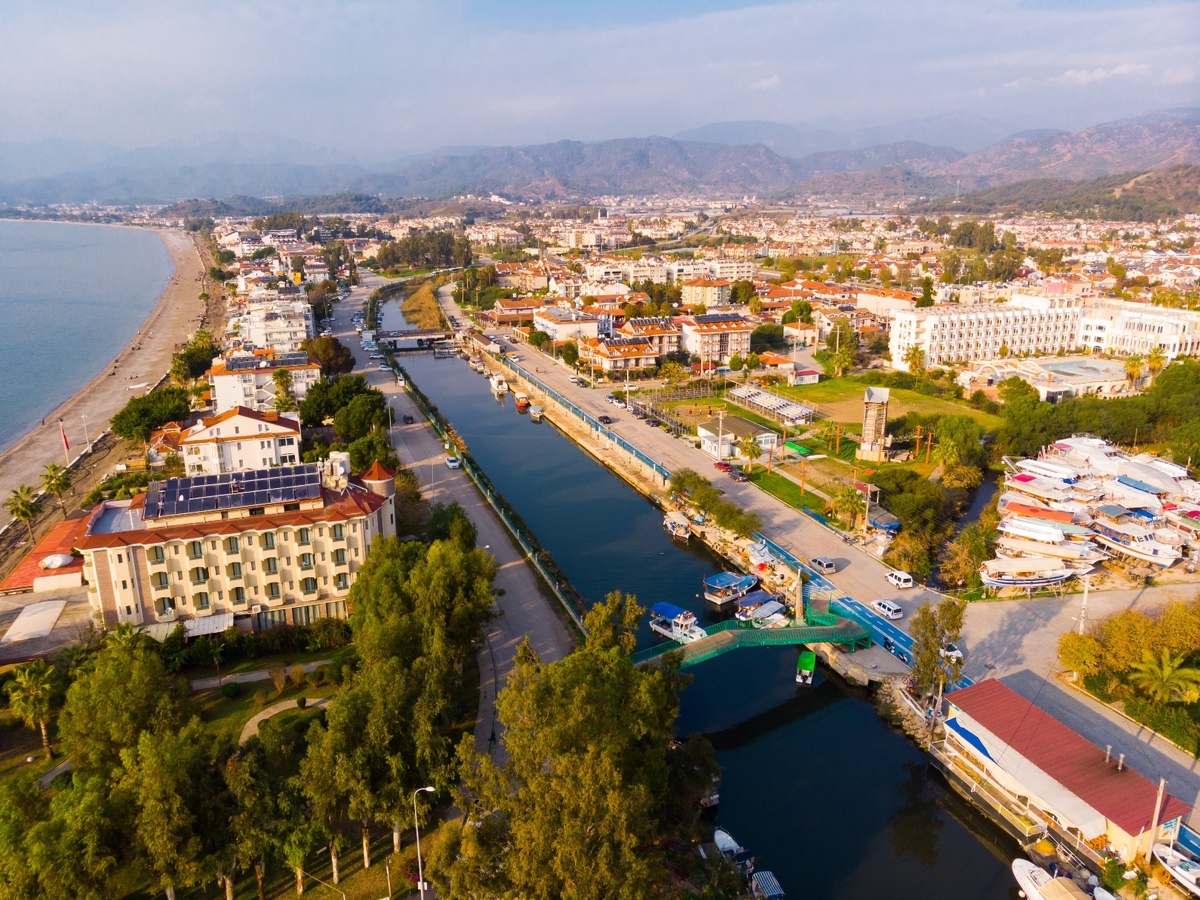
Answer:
648;603;706;643
1153;843;1200;897
702;571;759;605
980;557;1077;589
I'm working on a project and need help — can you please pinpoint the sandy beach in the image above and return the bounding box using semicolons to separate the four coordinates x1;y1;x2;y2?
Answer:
0;229;207;532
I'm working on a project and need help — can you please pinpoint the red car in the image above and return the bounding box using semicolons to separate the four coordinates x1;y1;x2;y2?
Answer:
713;461;732;472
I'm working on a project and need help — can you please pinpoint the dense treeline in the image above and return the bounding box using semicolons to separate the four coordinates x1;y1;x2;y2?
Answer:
371;231;471;271
669;469;762;537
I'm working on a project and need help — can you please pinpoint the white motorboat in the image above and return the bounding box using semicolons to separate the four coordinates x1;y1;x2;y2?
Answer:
1091;517;1181;567
1011;859;1091;900
1153;843;1200;897
1016;457;1081;484
648;603;705;643
489;372;509;393
998;518;1066;544
980;557;1076;589
995;536;1107;563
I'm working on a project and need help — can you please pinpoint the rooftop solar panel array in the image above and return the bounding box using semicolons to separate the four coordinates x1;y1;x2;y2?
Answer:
144;465;323;519
224;352;309;372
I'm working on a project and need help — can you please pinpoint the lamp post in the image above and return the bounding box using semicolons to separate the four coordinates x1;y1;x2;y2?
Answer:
81;413;91;453
414;786;435;899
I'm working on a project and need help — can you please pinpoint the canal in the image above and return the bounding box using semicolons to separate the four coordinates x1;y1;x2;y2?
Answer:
401;352;1022;899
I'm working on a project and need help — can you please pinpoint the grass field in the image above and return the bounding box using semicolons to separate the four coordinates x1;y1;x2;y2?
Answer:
777;378;1005;431
747;469;827;512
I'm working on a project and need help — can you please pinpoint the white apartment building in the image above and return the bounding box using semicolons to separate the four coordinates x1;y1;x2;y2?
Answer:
237;300;314;353
208;352;322;414
616;317;681;357
77;459;397;631
532;307;600;342
681;313;753;365
892;294;1200;372
178;408;301;476
703;258;757;280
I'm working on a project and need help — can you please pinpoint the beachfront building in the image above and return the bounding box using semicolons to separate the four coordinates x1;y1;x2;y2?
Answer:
208;352;322;415
1077;299;1200;359
681;313;753;366
532;307;600;343
77;458;397;632
236;300;314;354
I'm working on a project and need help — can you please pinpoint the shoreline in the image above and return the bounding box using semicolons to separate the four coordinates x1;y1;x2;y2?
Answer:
0;228;207;531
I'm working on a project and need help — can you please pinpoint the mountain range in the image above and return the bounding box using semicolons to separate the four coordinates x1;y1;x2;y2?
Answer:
0;108;1197;208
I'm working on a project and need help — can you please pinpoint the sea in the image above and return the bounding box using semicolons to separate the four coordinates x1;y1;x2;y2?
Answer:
0;220;174;453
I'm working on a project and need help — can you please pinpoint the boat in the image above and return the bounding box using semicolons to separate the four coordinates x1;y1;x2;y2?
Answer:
997;518;1066;544
995;536;1107;563
1011;859;1091;900
980;557;1076;589
514;391;530;410
529;405;544;423
647;603;706;643
1006;472;1070;503
663;511;691;542
734;590;780;620
751;871;784;899
1091;517;1181;566
1015;457;1081;484
469;359;486;374
702;571;759;605
714;829;755;874
796;649;817;685
1153;843;1200;897
489;372;509;394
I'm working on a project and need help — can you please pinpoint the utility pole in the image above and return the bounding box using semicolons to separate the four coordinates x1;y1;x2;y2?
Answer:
1077;576;1091;635
799;458;807;501
926;432;934;464
835;423;842;454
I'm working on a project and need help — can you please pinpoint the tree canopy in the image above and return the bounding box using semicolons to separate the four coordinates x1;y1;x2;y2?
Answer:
111;388;192;442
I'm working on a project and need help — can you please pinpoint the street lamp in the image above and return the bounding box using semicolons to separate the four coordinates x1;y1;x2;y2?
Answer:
414;786;435;899
81;413;91;453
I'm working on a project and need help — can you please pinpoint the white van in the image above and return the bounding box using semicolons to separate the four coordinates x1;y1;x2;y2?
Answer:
886;571;914;589
871;599;903;620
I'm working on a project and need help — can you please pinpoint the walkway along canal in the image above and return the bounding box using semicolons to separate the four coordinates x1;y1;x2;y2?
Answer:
398;352;1022;899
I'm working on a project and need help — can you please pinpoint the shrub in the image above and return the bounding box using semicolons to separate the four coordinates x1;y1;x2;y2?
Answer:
253;689;270;708
288;663;306;687
219;682;242;699
306;669;324;688
296;696;307;710
269;664;288;695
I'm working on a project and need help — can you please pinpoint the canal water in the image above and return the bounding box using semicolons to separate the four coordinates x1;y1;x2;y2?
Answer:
401;353;1022;899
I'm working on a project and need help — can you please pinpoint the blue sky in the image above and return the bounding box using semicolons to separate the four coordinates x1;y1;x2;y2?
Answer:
0;0;1196;156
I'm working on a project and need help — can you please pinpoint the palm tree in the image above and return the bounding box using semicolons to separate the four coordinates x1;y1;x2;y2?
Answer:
832;485;864;528
1128;648;1200;703
902;345;926;373
1124;353;1145;388
6;659;57;759
273;368;296;412
1147;346;1167;382
737;433;763;473
4;484;41;543
40;463;71;516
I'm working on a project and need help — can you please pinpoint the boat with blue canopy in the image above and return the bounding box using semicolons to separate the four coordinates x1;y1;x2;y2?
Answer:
648;603;706;642
702;571;759;605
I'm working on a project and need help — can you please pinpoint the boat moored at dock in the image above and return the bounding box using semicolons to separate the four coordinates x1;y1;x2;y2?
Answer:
489;372;509;394
647;603;706;643
702;571;759;605
663;511;691;541
1011;859;1092;900
528;405;544;422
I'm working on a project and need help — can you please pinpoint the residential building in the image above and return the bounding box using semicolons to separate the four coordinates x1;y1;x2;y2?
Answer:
173;408;301;475
236;300;314;353
532;307;600;343
697;415;777;460
208;352;322;415
616;317;681;357
681;313;753;365
703;258;756;280
681;277;732;308
77;458;398;632
583;338;659;372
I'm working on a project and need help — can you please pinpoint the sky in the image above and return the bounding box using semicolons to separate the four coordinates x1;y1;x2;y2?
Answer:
1;0;1198;159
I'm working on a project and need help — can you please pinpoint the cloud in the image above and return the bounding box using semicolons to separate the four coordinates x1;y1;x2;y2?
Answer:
751;74;781;91
1057;62;1150;85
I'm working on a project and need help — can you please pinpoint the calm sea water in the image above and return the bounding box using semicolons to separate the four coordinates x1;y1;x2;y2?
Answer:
0;220;174;452
402;353;1022;900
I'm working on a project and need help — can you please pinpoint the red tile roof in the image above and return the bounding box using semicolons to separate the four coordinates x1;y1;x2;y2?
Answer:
0;516;89;592
950;679;1188;835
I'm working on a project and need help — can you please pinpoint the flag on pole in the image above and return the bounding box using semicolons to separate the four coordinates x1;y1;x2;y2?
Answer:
59;419;69;454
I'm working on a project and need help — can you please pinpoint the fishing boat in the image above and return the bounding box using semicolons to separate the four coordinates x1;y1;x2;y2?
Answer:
1011;859;1092;900
647;603;706;643
514;391;530;410
488;372;509;394
528;405;544;423
751;871;784;899
1091;517;1181;566
469;359;486;374
995;536;1107;563
1153;843;1200;897
702;571;759;605
744;540;774;570
733;590;779;620
980;557;1076;589
663;511;691;542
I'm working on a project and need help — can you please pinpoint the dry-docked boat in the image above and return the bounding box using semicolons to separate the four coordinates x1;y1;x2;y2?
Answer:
995;536;1107;563
980;557;1077;589
1153;843;1200;897
1091;516;1181;566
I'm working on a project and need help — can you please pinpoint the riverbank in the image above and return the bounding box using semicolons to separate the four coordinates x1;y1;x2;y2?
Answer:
0;229;208;534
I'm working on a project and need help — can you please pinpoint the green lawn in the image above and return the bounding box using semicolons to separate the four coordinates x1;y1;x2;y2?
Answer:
747;468;827;512
185;648;337;681
776;378;1005;431
193;681;338;746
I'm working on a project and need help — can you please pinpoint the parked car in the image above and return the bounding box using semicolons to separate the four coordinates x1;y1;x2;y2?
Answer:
370;354;384;360
646;418;661;427
598;415;613;425
378;363;392;371
811;557;837;574
729;470;748;483
713;461;732;472
940;643;964;661
605;394;617;404
403;414;415;424
886;571;915;589
871;599;903;620
446;456;461;469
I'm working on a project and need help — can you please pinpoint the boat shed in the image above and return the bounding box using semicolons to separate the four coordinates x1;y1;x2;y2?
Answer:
939;679;1189;863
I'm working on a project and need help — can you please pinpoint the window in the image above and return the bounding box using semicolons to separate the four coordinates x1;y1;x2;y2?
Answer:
194;591;210;610
333;549;347;566
151;571;170;589
261;533;275;550
265;557;278;575
335;573;349;591
267;582;281;600
148;546;166;564
227;562;243;579
301;577;318;594
190;567;208;585
225;536;240;553
298;527;312;545
188;541;204;560
300;553;314;571
332;524;345;541
231;587;246;605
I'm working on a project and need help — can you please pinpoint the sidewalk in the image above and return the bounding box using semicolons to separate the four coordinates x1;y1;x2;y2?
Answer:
189;659;331;691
